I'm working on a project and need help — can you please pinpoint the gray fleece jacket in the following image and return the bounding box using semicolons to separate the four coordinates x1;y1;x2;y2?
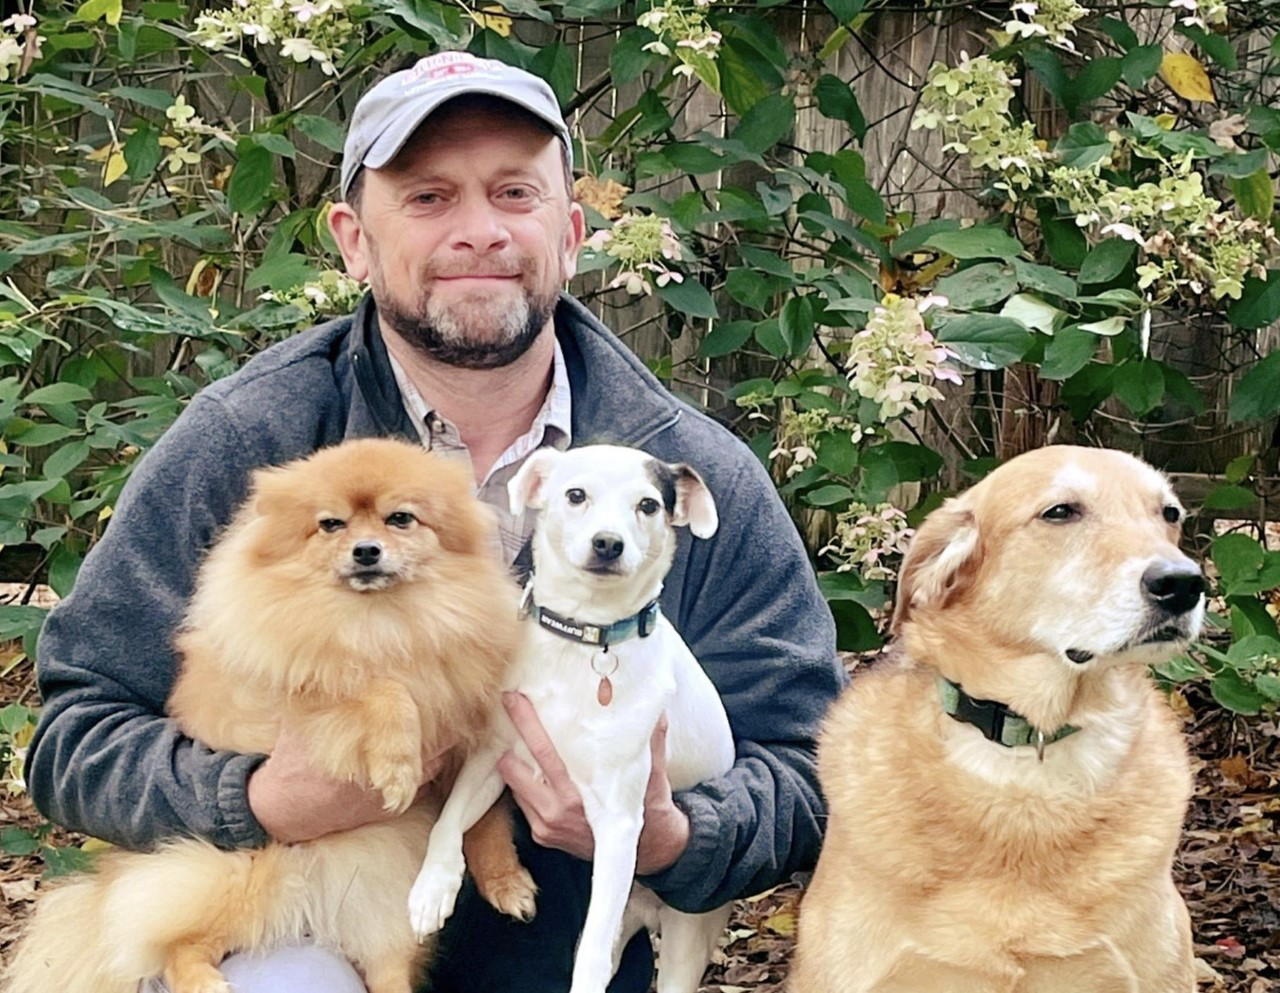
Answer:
27;293;845;913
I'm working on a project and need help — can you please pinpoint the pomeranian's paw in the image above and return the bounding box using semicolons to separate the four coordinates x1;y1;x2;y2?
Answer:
367;753;421;815
408;858;465;940
165;963;231;993
476;864;538;922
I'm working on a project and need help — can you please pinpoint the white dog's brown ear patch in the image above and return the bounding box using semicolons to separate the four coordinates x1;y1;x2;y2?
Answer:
659;462;717;539
892;502;979;633
509;449;561;514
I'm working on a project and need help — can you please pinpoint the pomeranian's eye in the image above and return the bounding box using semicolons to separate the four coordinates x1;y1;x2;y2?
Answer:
637;497;660;516
385;511;416;529
318;518;346;533
566;488;587;505
1040;503;1079;523
1162;505;1182;525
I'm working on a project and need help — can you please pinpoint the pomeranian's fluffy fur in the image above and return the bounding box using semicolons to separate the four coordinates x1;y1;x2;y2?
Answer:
5;438;527;993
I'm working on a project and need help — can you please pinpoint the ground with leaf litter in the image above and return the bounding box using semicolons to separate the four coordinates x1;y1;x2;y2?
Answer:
1;667;1276;990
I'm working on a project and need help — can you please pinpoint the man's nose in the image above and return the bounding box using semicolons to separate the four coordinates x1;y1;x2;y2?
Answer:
449;195;511;254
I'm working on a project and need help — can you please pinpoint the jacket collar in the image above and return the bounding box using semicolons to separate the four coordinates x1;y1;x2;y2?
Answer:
344;292;683;449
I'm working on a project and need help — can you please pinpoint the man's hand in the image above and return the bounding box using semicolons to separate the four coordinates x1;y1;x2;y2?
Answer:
496;691;690;874
247;725;454;844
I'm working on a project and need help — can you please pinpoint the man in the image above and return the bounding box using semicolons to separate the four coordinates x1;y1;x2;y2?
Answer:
26;52;845;992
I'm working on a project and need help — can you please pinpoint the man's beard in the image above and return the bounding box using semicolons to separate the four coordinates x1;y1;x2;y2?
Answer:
377;278;558;371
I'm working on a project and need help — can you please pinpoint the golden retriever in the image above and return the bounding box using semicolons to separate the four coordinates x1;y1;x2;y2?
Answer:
5;438;529;993
792;445;1203;993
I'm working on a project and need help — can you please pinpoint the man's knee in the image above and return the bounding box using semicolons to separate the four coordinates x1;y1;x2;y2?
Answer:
141;943;366;993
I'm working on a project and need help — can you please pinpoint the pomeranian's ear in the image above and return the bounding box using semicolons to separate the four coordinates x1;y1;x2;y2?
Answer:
666;463;717;539
238;464;310;562
891;498;980;635
509;449;561;515
428;493;496;557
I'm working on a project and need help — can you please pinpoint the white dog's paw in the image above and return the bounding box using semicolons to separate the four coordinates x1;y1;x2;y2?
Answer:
408;860;465;940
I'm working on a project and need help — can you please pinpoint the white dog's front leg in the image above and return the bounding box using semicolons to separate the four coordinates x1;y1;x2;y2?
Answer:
569;772;650;993
654;901;732;993
408;748;505;940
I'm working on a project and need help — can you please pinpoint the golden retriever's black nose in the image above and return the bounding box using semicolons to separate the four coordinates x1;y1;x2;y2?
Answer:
1142;561;1205;615
353;541;383;567
591;532;625;561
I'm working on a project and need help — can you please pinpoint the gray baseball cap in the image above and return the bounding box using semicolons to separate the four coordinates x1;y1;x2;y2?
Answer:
340;52;572;199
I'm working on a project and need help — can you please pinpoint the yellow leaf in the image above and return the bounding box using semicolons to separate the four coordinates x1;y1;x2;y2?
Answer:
1154;113;1178;130
98;505;114;522
469;5;512;36
103;151;127;186
80;837;114;852
763;909;797;936
85;142;113;162
1161;52;1215;104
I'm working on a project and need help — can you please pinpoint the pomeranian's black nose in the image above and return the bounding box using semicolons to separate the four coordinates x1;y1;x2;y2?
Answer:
591;532;625;561
352;541;383;567
1142;560;1205;615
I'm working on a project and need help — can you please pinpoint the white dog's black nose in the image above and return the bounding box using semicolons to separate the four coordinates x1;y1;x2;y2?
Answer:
1142;560;1205;615
591;532;625;562
352;541;383;567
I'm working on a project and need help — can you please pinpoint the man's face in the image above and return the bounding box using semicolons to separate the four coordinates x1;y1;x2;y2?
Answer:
330;102;584;369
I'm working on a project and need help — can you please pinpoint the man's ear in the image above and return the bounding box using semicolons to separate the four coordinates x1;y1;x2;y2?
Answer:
509;449;562;514
560;202;586;282
327;201;370;282
670;464;717;539
891;498;980;635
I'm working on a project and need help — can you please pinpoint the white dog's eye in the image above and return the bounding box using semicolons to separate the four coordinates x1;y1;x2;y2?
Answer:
385;511;416;529
319;518;346;533
1040;503;1079;523
1162;505;1181;524
637;497;660;516
566;488;587;505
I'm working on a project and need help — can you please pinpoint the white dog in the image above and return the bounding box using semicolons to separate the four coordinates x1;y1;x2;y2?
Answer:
408;444;735;993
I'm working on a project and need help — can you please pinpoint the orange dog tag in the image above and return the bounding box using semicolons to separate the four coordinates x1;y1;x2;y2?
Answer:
597;676;613;707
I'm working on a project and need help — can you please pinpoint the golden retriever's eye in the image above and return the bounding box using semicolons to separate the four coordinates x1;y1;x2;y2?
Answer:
385;511;416;529
1040;503;1079;523
318;518;346;533
566;488;587;505
638;497;660;516
1162;505;1181;525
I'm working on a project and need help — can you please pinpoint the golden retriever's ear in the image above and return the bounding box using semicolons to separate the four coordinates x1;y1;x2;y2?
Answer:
891;500;980;634
509;449;561;514
669;464;718;539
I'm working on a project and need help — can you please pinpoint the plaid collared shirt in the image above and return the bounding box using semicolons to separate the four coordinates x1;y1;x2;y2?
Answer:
388;342;572;567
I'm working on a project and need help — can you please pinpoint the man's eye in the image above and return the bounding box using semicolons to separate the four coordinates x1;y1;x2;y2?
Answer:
413;192;442;205
638;498;660;516
566;488;586;505
386;511;416;529
319;518;346;533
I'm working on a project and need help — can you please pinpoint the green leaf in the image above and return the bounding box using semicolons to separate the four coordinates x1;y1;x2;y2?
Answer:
1;826;39;856
754;318;788;357
823;0;866;21
42;441;91;480
1063;57;1123;113
1202;485;1255;511
1038;207;1088;268
1039;325;1097;380
1213;533;1263;590
1113;360;1165;417
999;293;1062;335
294;114;347;153
935;316;1034;370
698;321;754;358
48;545;83;598
1024;47;1069;110
925;227;1024;261
1256;673;1280;702
1210;669;1264;715
780;296;816;355
123;124;162;180
732;93;796;155
1176;23;1237;70
609;28;654;87
1056;122;1113;169
24;383;94;405
1230;168;1274;224
530;41;577;106
829;599;881;652
227;143;275;215
73;0;123;26
1078;237;1136;284
656;279;718;319
816;430;858;475
1228;271;1280;330
252;132;297;160
25;74;111;118
1013;260;1078;300
111;85;177;111
717;36;779;116
814;74;867;142
1208;147;1267;180
804;483;855;507
935;263;1018;310
1228;349;1280;422
1121;44;1163;88
1096;16;1138;50
245;253;314;292
660;143;727;175
492;0;552;22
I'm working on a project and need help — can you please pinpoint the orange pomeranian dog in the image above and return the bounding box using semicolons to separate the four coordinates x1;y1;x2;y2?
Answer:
5;438;530;993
